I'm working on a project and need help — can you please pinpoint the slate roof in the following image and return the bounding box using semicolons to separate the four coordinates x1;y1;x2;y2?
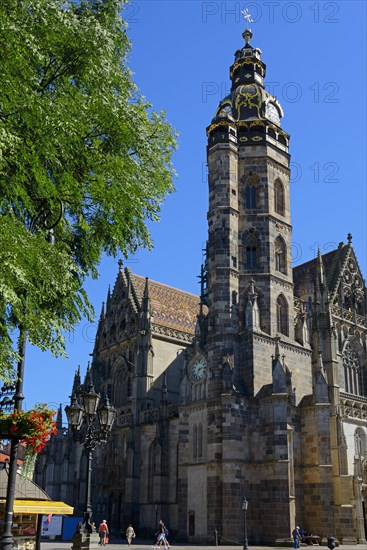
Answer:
292;243;349;296
131;273;202;334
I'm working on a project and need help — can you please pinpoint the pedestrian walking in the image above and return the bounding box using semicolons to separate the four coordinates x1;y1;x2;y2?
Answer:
292;526;301;549
126;523;136;545
98;519;109;546
155;519;170;549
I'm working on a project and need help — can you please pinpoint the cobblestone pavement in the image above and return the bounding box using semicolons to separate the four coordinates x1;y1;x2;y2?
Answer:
39;543;364;550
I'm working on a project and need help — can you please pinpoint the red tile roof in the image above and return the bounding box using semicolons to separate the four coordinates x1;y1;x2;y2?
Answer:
131;274;203;334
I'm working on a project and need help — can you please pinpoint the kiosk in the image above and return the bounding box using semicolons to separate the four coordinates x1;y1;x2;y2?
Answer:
0;466;73;549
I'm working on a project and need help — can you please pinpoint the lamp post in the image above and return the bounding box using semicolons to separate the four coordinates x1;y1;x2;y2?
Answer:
0;199;64;550
241;497;249;550
65;371;115;543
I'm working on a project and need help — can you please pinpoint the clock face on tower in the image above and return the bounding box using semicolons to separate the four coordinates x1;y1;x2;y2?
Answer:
191;358;207;381
266;102;280;125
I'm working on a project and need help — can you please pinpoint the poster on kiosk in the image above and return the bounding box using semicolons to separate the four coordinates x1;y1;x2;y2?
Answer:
41;515;63;537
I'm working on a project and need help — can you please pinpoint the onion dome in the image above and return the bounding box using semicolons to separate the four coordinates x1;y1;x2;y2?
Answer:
207;28;289;150
212;28;284;125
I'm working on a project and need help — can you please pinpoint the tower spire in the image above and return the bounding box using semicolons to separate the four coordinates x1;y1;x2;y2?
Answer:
84;361;92;389
72;365;81;395
56;403;63;432
140;277;151;332
241;7;254;42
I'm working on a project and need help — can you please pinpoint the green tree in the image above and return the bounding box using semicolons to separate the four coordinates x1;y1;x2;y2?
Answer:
0;0;177;379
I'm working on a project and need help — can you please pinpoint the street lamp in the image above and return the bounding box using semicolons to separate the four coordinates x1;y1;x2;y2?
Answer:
0;199;64;550
65;370;115;541
241;497;249;550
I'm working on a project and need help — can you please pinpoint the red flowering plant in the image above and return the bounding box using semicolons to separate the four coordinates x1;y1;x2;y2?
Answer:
0;403;57;478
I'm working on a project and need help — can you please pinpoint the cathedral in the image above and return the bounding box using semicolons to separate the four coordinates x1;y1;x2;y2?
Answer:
35;26;367;545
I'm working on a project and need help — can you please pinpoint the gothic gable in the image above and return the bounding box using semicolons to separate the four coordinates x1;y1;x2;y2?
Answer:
293;239;366;321
329;246;366;319
94;268;140;351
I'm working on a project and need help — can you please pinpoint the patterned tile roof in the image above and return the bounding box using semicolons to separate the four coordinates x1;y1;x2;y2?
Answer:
292;244;348;295
130;273;202;334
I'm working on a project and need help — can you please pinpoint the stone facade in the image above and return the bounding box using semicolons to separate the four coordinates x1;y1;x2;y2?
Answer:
35;28;367;545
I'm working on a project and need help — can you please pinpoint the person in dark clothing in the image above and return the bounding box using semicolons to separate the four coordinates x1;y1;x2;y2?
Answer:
155;519;170;549
292;526;301;549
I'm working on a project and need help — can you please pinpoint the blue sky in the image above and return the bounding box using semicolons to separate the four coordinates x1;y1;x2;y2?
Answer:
23;1;366;415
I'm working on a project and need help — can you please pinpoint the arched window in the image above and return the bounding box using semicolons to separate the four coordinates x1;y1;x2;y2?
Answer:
355;428;366;456
245;185;257;208
193;423;203;459
46;460;55;485
356;295;365;316
245;173;259;209
343;341;361;395
245;233;258;269
276;295;288;336
193;425;198;459
127;447;134;476
344;290;352;311
62;458;69;483
148;442;160;500
113;359;130;407
275;236;287;274
198;424;203;458
188;512;195;537
127;375;132;397
336;324;342;352
274;179;285;215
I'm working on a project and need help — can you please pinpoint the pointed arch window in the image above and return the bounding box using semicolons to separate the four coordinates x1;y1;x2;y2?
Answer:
355;428;366;456
148;442;160;500
245;233;259;269
46;461;55;485
276;295;288;336
274;179;285;215
275;236;287;274
126;447;134;476
356;294;365;316
245;173;259;209
344;290;352;311
336;324;343;351
198;424;203;458
114;360;130;407
62;458;69;483
343;341;361;395
127;375;132;397
192;423;203;460
245;185;257;209
193;425;198;459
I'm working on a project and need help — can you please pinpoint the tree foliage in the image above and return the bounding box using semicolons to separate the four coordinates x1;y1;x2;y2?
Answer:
0;0;177;379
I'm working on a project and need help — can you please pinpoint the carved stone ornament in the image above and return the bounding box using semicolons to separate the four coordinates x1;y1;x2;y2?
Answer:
342;342;360;372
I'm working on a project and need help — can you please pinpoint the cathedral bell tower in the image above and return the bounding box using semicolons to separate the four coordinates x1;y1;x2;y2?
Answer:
206;27;294;396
